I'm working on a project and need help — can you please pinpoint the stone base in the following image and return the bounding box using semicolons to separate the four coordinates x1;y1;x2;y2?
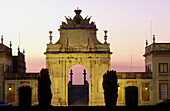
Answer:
51;102;68;106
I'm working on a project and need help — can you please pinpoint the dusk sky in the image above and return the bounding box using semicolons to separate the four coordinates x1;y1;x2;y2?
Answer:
1;0;170;77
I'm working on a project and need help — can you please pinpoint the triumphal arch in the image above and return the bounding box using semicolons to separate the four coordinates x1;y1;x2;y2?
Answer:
45;9;112;106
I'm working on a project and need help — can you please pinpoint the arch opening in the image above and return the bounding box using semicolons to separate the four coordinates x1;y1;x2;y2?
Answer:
68;64;89;106
125;86;138;106
19;86;32;107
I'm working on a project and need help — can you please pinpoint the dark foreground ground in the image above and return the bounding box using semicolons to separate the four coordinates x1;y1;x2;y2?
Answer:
68;86;89;106
0;106;169;111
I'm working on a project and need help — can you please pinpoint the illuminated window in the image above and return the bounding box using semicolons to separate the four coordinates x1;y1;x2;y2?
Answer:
159;63;168;73
159;83;168;100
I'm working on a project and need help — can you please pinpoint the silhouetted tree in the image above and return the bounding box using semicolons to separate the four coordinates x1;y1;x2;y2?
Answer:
38;68;52;108
103;70;119;107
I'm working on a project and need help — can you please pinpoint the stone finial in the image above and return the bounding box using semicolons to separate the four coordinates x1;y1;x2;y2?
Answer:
10;41;12;48
146;40;148;46
70;69;73;86
83;69;87;86
23;49;25;54
104;30;108;44
153;35;155;43
74;7;82;15
70;69;73;75
1;35;3;44
18;46;20;53
49;31;53;44
83;69;86;74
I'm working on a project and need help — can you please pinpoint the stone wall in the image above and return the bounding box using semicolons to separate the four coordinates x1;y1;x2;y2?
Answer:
5;79;38;106
46;52;111;106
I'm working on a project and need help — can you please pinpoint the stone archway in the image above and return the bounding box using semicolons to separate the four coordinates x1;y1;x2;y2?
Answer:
68;64;88;85
45;9;112;106
125;86;138;106
19;86;32;106
68;64;89;106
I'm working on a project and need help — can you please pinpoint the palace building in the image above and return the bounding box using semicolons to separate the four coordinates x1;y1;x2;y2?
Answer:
0;35;39;106
0;9;170;106
144;37;170;104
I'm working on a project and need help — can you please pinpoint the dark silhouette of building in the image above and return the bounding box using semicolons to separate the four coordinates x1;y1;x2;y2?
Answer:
0;36;13;101
0;35;39;106
12;47;26;73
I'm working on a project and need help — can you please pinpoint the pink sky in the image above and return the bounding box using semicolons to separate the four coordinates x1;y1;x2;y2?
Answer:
1;0;170;76
68;65;89;85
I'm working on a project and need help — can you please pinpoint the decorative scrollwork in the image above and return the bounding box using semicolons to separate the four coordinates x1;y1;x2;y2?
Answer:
60;9;96;29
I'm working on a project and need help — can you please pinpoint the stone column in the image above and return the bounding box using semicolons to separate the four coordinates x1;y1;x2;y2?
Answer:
70;69;73;86
83;69;87;86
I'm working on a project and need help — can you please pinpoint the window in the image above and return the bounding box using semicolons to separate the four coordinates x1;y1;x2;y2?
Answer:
146;64;151;72
148;65;151;72
159;63;168;73
145;65;148;72
159;83;168;100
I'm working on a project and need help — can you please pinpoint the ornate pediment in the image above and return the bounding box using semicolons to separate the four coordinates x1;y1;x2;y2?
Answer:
60;9;96;29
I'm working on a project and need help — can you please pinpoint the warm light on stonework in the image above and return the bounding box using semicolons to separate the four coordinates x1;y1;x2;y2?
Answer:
9;85;11;91
145;87;148;90
145;83;148;90
45;9;112;106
